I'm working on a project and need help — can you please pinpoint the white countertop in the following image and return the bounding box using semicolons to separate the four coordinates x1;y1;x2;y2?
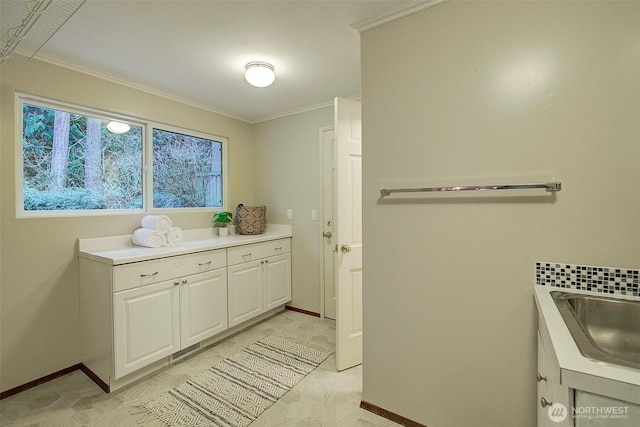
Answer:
534;285;640;404
79;224;292;265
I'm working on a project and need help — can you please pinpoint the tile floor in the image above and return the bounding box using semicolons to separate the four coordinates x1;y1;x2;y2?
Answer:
0;310;400;426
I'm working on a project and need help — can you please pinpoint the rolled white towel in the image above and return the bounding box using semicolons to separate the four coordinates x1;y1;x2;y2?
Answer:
141;215;172;233
132;228;167;248
166;227;184;246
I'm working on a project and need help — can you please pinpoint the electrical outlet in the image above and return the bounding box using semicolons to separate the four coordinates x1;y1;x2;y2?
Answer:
311;210;317;221
287;209;293;219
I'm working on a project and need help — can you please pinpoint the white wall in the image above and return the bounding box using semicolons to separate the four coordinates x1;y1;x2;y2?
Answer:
253;107;334;314
361;1;639;426
0;54;255;393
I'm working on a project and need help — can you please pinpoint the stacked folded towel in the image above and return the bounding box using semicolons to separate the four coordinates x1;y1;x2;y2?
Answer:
132;228;167;248
166;227;184;245
141;214;172;233
132;215;184;248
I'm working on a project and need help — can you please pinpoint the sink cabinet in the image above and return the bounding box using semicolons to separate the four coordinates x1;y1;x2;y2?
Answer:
536;354;640;427
535;285;640;427
78;228;292;392
537;331;573;426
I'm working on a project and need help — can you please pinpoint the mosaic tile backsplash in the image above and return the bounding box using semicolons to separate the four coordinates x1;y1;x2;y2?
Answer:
536;262;639;297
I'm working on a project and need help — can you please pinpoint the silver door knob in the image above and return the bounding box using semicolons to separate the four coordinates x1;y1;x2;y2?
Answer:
323;231;333;238
341;244;352;253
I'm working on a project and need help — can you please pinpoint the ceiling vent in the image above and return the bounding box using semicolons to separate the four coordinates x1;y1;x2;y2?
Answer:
0;0;86;66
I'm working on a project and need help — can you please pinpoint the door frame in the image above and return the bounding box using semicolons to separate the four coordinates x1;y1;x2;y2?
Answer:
318;125;334;320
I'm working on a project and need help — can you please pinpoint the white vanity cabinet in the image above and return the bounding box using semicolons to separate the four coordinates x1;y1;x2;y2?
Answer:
227;238;291;327
80;248;228;387
113;267;228;379
79;226;292;392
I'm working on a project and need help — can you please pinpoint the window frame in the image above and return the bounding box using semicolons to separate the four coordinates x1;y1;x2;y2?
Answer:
148;123;228;213
15;92;229;218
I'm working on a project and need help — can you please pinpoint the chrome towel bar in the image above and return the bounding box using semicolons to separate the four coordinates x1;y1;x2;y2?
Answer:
379;182;561;197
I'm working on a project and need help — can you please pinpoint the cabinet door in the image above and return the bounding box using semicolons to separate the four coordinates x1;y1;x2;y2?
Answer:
180;269;228;348
538;333;549;427
575;391;640;427
537;331;574;427
264;253;292;311
114;280;179;379
227;260;263;327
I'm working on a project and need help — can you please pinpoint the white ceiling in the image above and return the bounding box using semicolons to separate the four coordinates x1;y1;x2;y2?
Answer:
2;0;418;123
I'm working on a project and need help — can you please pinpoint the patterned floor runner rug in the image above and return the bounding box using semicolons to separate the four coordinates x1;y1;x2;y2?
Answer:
140;335;332;427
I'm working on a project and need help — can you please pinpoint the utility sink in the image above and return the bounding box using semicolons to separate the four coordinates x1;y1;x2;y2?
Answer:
551;291;640;370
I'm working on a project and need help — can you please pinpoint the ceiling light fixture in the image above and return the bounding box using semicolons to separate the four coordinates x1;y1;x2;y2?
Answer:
244;62;276;87
106;121;131;134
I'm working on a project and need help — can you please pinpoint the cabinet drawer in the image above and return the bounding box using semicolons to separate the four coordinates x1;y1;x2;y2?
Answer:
227;238;290;266
113;249;226;292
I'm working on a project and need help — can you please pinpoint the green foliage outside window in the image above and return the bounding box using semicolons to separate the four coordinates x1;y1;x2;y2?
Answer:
22;104;143;211
153;129;223;208
20;98;226;214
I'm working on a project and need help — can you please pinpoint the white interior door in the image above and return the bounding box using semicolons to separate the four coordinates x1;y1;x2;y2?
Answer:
322;127;336;320
335;97;362;371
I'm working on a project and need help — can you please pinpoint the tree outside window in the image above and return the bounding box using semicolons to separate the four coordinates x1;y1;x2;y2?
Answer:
153;129;223;208
19;96;227;216
22;103;143;211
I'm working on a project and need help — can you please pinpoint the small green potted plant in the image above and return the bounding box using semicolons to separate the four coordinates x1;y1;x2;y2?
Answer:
213;211;233;236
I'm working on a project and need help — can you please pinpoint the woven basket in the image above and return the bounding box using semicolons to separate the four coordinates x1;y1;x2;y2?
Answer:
235;204;266;235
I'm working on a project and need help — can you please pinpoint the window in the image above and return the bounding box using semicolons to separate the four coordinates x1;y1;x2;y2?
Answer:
17;94;227;217
20;101;144;213
152;128;223;208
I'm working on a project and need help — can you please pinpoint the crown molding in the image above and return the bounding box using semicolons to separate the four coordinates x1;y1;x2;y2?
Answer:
351;0;450;32
251;95;361;124
12;50;253;124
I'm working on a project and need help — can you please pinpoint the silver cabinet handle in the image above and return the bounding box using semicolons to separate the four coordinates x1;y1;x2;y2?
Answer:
182;279;187;284
537;373;547;383
274;246;283;250
242;253;252;257
174;281;180;286
261;261;264;264
198;261;212;266
540;397;553;408
265;259;269;263
140;272;159;278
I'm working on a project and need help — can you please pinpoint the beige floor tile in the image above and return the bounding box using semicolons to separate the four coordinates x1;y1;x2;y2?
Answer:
0;311;399;426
